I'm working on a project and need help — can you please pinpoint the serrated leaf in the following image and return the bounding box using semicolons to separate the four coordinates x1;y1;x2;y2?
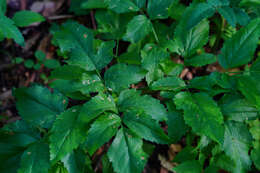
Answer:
15;85;67;128
174;92;224;143
49;106;86;163
81;0;107;9
50;65;86;80
173;160;202;173
104;63;146;92
95;10;133;39
0;0;6;15
18;142;50;173
150;76;186;91
176;2;215;31
105;0;139;13
62;150;94;173
12;10;45;27
174;19;210;57
123;110;170;144
85;114;121;155
79;93;117;124
219;93;258;122
218;7;237;27
118;89;168;121
147;0;174;20
107;128;148;173
251;145;260;170
123;15;152;43
167;103;188;142
238;75;260;110
141;48;169;84
218;18;260;69
133;0;146;8
0;131;38;173
0;15;24;45
223;121;252;173
184;53;216;67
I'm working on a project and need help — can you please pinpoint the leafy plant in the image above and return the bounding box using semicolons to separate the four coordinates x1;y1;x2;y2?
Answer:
0;0;260;173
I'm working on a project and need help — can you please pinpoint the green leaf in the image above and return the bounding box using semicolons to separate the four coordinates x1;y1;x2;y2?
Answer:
219;93;258;122
147;0;174;20
123;15;152;43
141;48;169;84
79;93;117;124
118;89;168;121
176;2;215;31
18;142;50;173
102;154;114;173
251;145;260;170
15;85;68;128
174;19;210;57
173;160;202;173
0;130;38;173
24;59;34;68
218;18;260;69
107;128;148;173
238;75;260;110
104;63;146;92
95;10;133;39
92;40;115;69
0;0;6;15
81;0;107;9
123;110;170;144
12;10;45;27
49;106;86;163
35;50;46;61
133;0;146;8
85;114;121;155
184;53;216;67
44;59;60;69
223;121;252;173
174;92;224;143
218;7;237;27
50;65;86;80
62;149;94;173
105;0;139;13
150;76;186;91
167;103;188;142
0;15;24;45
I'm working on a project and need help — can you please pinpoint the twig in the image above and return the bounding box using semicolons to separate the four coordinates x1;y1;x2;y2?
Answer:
90;11;97;30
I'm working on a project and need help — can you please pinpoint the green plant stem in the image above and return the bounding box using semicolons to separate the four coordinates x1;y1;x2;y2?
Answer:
152;24;159;43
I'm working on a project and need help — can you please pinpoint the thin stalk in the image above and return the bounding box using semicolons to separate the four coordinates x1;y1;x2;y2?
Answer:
151;24;159;43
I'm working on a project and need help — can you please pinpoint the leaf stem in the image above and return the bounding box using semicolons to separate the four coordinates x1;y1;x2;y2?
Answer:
151;24;159;43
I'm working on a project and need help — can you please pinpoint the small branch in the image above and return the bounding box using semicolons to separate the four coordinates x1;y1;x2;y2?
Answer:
90;11;97;30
